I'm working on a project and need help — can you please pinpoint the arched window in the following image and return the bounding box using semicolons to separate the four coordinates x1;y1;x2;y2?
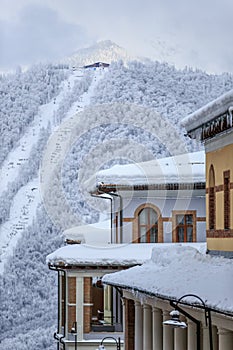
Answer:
138;207;158;243
209;165;215;230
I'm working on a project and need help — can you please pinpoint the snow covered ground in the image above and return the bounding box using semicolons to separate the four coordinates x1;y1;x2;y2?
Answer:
0;67;106;274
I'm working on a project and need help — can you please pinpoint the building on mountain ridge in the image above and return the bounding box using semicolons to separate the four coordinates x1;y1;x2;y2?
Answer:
83;62;110;69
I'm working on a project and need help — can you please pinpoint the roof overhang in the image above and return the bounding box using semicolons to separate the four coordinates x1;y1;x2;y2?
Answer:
94;182;205;194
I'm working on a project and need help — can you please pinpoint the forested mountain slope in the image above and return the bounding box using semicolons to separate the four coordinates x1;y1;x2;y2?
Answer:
1;44;233;349
60;60;233;226
92;60;233;130
0;64;68;166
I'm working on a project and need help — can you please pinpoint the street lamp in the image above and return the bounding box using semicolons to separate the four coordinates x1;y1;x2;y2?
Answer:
163;309;187;328
96;336;121;350
71;321;77;350
163;294;213;350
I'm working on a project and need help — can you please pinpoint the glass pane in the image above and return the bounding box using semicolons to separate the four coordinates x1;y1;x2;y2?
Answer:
68;277;76;303
140;227;147;243
177;227;184;242
186;215;193;224
150;226;158;243
139;208;148;224
176;215;184;225
68;305;76;332
149;209;158;225
187;227;193;242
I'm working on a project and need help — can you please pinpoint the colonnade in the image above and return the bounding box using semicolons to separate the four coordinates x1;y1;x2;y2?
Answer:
133;302;233;350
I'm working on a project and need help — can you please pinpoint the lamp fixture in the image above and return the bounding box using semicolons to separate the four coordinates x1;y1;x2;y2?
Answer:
71;321;77;334
70;321;78;350
96;336;121;350
162;294;213;350
163;310;187;328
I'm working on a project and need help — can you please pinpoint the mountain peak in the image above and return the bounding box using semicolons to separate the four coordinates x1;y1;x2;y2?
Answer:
62;40;137;66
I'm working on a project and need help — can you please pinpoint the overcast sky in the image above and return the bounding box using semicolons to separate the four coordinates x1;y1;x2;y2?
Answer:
0;0;233;73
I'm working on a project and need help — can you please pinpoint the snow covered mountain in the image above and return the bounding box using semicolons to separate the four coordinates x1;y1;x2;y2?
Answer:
62;40;139;67
1;41;233;349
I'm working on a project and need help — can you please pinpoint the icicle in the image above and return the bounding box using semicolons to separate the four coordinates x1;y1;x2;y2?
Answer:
228;106;233;128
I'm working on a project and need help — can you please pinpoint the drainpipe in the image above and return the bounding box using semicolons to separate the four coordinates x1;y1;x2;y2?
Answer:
108;192;123;243
91;192;113;243
98;186;123;243
49;265;67;350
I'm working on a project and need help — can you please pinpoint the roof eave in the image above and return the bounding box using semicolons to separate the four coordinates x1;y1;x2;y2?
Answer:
93;182;205;193
103;280;233;318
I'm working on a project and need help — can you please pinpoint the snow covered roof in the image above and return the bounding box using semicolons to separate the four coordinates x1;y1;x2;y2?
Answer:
86;151;205;191
63;220;111;244
46;242;206;268
181;89;233;132
103;245;233;314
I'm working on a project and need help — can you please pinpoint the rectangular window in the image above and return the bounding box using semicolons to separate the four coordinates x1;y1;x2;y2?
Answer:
68;277;76;332
91;278;122;333
224;171;230;230
61;274;65;330
176;214;194;242
209;187;215;230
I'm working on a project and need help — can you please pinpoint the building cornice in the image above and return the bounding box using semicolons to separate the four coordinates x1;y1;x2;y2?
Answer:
185;109;233;143
182;89;233;131
93;182;205;194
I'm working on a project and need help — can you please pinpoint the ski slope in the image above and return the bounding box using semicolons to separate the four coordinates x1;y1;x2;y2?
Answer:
0;67;106;274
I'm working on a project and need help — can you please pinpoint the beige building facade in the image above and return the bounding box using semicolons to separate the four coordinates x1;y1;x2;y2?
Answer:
182;90;233;257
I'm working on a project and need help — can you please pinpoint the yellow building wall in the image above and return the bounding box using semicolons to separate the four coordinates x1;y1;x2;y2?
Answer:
206;143;233;252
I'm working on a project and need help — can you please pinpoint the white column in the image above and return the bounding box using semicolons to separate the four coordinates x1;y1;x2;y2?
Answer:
152;307;163;350
187;320;197;350
202;325;211;350
163;310;174;350
76;277;83;341
143;304;152;350
121;298;126;337
174;326;187;350
218;328;233;350
134;301;143;350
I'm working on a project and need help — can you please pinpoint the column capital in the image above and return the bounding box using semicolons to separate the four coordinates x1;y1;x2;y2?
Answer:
218;327;233;336
134;300;141;307
143;303;151;311
152;306;162;314
121;297;126;307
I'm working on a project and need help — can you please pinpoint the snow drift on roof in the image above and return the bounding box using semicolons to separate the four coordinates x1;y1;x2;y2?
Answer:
46;242;206;267
63;220;111;244
181;89;233;131
103;245;233;314
86;151;205;191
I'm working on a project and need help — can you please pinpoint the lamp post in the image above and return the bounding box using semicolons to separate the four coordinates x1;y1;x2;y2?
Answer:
96;336;121;350
163;294;213;350
71;322;77;350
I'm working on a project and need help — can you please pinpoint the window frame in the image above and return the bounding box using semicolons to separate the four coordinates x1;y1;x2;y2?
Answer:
176;214;194;242
224;170;230;230
209;165;216;230
133;203;163;243
138;207;159;243
172;210;197;243
90;277;123;333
